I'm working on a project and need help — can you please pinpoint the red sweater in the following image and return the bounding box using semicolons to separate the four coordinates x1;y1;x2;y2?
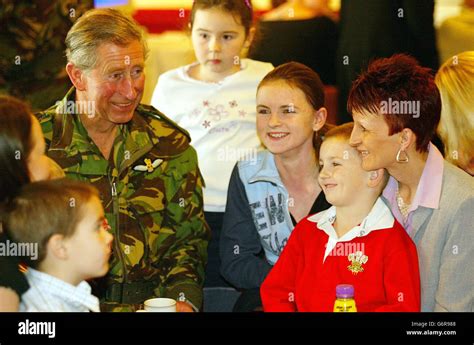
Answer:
261;209;420;312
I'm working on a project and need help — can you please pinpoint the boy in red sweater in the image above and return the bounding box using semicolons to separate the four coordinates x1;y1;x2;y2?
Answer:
260;123;420;312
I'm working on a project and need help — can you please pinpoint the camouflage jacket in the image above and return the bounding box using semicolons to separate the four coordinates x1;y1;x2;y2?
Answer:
37;88;210;311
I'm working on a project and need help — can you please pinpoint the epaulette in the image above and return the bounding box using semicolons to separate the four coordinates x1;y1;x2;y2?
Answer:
35;104;55;123
138;104;191;142
35;102;73;149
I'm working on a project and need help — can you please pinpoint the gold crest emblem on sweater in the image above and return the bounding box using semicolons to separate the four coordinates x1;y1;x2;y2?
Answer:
347;251;368;275
133;158;163;173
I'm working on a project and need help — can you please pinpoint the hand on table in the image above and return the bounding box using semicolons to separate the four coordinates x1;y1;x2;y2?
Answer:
176;301;194;312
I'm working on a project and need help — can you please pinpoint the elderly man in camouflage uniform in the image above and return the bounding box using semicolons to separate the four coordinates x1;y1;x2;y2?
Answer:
37;8;209;312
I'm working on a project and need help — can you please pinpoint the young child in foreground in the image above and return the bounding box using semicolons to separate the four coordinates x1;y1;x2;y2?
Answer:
4;179;113;312
260;123;420;312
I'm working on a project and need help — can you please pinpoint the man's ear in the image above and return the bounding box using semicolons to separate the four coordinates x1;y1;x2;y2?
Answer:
66;62;87;91
46;234;69;260
367;168;386;188
313;107;327;132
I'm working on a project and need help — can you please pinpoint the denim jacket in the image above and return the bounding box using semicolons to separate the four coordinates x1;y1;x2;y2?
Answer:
220;151;329;289
238;151;295;265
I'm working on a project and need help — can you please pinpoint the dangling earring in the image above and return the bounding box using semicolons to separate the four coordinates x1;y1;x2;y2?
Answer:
396;148;409;163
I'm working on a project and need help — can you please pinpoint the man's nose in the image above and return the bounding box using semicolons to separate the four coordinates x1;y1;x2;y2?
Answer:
118;75;137;100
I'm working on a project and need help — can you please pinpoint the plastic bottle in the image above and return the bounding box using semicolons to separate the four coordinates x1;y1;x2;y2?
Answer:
333;284;357;312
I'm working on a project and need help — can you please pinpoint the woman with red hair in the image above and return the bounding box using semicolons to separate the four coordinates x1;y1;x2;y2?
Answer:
348;54;474;312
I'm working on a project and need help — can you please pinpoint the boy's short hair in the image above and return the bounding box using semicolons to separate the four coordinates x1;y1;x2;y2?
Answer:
323;122;354;141
3;179;99;268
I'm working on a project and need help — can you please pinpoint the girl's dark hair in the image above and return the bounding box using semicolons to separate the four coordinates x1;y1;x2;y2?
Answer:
258;62;332;153
0;95;33;206
190;0;254;36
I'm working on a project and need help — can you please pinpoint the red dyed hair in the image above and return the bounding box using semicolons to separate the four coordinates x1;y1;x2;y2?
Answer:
347;54;441;152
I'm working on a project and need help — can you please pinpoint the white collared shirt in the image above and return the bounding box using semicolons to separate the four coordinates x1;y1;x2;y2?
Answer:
307;198;395;262
20;268;100;312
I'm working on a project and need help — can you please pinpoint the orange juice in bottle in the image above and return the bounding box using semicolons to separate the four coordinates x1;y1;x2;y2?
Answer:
333;284;357;312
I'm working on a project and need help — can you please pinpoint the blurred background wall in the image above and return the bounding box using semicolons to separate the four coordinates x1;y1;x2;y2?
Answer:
1;0;470;116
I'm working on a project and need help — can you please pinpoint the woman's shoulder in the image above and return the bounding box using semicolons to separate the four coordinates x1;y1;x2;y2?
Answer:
441;161;474;204
437;163;474;229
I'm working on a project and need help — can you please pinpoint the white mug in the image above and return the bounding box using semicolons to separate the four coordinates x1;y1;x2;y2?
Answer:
144;298;177;312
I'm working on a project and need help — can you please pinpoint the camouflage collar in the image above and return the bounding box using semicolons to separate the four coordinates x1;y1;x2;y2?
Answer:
48;87;191;176
49;87;78;152
50;87;155;172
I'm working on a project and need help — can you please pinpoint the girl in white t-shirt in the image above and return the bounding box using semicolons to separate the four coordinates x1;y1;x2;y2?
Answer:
151;0;273;298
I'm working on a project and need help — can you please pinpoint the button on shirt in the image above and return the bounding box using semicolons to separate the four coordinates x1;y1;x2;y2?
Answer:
20;268;100;312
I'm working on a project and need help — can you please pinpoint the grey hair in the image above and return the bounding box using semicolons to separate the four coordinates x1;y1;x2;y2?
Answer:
65;8;148;71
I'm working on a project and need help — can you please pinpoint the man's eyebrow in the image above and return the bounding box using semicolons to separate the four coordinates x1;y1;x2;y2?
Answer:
104;66;124;72
104;62;144;72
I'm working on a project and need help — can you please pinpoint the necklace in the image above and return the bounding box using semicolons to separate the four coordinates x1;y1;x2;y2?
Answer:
396;190;411;219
